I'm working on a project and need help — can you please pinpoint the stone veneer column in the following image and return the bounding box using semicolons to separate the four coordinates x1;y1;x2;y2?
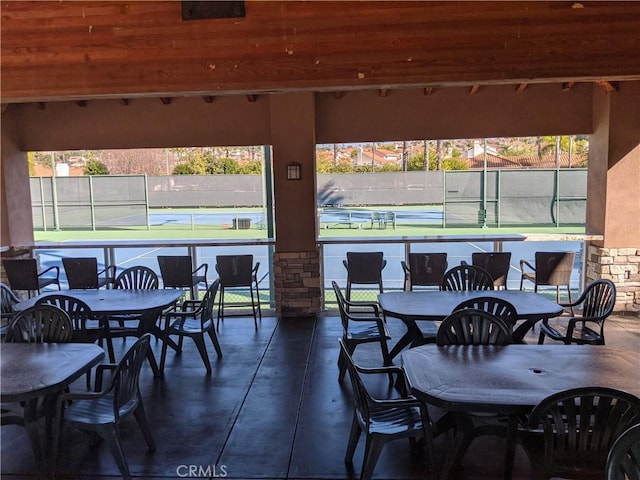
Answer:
585;242;639;312
273;250;321;317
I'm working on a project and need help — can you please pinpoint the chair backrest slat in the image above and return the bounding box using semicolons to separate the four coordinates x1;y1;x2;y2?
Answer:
436;308;512;345
1;282;20;316
442;264;494;291
105;334;151;418
453;296;518;328
606;423;640;480
6;304;73;343
115;266;159;290
580;279;616;319
35;294;93;331
527;387;640;478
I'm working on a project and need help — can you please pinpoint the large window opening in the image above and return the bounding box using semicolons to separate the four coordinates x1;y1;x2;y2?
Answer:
29;146;274;241
316;136;588;236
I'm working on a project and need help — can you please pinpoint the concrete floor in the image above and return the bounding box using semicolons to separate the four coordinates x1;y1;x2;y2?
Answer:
1;311;639;480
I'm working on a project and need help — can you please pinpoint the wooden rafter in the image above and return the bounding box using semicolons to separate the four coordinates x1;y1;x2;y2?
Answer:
596;81;619;92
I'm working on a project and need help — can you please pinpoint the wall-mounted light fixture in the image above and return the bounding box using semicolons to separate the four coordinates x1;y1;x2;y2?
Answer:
287;162;301;180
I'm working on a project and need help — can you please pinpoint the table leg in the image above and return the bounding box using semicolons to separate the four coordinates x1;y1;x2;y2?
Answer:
388;332;413;359
388;317;428;358
513;318;540;343
146;349;161;378
22;399;46;473
98;315;117;362
503;414;518;480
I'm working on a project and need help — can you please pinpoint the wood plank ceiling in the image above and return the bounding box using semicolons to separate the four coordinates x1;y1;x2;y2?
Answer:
1;1;639;104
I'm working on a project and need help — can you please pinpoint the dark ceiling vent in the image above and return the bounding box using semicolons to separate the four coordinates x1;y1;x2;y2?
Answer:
181;1;246;20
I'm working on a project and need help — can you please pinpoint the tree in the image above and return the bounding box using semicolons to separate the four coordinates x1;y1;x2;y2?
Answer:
84;159;109;175
206;157;240;174
238;160;262;174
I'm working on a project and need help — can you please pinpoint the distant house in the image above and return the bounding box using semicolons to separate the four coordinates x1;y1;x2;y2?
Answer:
355;146;402;167
466;153;587;169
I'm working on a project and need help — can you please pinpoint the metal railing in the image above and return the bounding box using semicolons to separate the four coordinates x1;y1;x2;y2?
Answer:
29;233;600;312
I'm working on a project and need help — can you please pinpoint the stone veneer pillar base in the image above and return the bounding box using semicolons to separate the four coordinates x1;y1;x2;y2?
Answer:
273;250;321;317
585;242;639;313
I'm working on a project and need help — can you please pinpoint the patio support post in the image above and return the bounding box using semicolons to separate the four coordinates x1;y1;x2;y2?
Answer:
270;92;321;317
585;82;640;312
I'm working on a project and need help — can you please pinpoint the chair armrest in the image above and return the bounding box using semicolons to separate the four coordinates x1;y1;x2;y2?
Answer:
344;300;380;316
180;299;202;311
401;261;410;276
519;259;535;273
38;265;60;279
567;315;606;326
342;259;348;270
94;363;118;391
381;259;387;270
192;263;208;277
166;309;197;321
59;391;104;403
346;314;384;324
98;265;117;279
356;364;409;395
370;396;427;410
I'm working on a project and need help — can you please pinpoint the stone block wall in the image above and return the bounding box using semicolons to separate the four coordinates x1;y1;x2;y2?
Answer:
273;250;321;317
585;243;640;312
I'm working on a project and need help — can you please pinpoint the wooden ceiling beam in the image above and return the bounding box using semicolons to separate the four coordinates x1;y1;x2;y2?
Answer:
596;80;619;92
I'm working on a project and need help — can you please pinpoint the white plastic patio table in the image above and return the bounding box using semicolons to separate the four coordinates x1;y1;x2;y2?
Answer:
16;289;183;376
0;343;105;476
379;290;565;357
401;344;640;480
